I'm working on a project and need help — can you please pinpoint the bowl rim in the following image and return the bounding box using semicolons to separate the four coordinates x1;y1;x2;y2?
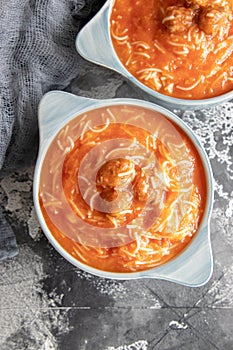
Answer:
34;92;214;285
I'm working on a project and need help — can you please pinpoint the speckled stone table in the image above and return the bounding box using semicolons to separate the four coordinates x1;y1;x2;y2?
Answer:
0;59;233;350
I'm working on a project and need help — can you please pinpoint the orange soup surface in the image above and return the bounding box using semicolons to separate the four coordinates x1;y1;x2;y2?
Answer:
110;0;233;99
39;104;207;272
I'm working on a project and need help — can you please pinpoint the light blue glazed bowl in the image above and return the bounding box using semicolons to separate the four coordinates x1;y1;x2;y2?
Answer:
33;91;214;286
76;0;233;110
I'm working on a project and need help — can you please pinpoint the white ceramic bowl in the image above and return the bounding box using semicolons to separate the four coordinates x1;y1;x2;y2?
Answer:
33;91;214;286
76;0;233;110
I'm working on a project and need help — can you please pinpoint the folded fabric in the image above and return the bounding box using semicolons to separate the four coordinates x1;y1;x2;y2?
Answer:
0;0;106;260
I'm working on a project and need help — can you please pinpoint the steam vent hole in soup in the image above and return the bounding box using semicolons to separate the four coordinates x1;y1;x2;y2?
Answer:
39;104;207;273
110;0;233;99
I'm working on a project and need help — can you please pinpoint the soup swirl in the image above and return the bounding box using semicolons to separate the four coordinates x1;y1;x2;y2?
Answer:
39;104;207;272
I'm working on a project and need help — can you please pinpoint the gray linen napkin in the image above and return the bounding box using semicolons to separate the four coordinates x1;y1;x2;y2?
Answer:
0;0;106;260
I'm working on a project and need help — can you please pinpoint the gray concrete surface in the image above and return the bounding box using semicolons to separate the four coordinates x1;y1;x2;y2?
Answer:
0;61;233;350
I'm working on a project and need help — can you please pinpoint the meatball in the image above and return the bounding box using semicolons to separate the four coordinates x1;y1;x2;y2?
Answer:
199;5;231;39
96;158;135;192
98;187;118;202
96;158;148;204
163;6;196;33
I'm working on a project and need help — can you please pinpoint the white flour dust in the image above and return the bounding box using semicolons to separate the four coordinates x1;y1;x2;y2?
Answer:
169;320;188;330
106;340;148;350
75;270;162;308
225;198;233;218
205;263;233;307
0;245;70;350
75;269;127;299
0;166;42;241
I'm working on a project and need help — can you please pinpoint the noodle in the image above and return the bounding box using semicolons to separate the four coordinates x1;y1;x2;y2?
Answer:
106;108;117;122
132;41;151;50
89;118;110;133
176;76;204;91
154;40;166;54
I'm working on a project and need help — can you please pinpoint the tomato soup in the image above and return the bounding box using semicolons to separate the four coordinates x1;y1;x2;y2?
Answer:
110;0;233;99
39;104;207;272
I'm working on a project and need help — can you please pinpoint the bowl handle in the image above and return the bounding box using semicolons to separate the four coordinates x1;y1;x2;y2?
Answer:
141;226;213;287
76;1;123;73
38;91;97;145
